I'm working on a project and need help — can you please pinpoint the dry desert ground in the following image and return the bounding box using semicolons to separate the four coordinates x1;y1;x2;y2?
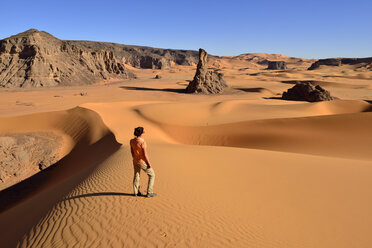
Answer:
1;57;372;247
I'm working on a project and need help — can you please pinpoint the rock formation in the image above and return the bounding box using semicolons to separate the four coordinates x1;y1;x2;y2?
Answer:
69;41;200;69
0;132;61;189
0;29;136;87
267;61;287;70
282;82;334;102
186;49;228;94
308;57;372;70
0;29;204;87
232;53;316;70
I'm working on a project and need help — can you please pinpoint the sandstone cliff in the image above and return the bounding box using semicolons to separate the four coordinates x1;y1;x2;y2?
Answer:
0;29;135;87
67;41;199;69
308;57;372;70
0;29;204;87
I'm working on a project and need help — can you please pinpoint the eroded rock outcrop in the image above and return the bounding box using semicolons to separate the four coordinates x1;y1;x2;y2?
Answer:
308;57;372;70
282;82;334;102
70;40;199;69
267;61;287;70
0;29;135;87
0;132;61;189
186;49;227;94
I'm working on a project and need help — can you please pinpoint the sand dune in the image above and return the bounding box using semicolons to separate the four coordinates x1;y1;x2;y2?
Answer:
0;107;113;157
0;107;120;247
9;143;372;248
1;57;372;247
130;100;372;160
1;99;371;247
133;99;371;124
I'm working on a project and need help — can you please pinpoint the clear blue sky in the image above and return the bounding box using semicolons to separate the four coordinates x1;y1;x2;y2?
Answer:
0;0;371;59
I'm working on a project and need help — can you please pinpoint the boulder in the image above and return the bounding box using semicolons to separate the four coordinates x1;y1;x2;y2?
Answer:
282;82;334;102
186;48;228;94
267;61;287;70
154;74;162;79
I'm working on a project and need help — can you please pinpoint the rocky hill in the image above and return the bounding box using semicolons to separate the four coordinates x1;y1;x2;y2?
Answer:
4;29;363;88
0;29;202;88
73;41;199;69
308;57;372;70
0;29;136;87
231;53;316;69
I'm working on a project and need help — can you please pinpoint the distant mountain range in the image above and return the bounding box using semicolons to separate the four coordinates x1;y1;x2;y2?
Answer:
0;29;199;87
1;29;370;88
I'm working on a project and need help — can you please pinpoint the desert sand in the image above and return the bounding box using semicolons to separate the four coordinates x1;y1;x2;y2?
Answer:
1;57;372;248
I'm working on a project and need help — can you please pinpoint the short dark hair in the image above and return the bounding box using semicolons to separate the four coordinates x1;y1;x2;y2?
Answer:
134;127;144;137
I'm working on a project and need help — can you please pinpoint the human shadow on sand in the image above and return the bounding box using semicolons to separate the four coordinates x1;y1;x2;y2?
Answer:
120;86;186;94
63;192;137;201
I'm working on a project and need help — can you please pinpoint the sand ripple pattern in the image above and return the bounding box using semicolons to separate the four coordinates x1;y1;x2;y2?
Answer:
17;146;287;248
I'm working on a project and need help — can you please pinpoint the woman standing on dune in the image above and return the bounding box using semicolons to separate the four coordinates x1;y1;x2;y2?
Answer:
130;127;156;198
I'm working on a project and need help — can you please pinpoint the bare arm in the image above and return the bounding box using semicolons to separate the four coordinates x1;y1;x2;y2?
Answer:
130;140;134;158
142;141;152;168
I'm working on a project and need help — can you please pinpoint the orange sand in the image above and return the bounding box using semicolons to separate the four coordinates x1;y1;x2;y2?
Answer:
1;59;372;247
